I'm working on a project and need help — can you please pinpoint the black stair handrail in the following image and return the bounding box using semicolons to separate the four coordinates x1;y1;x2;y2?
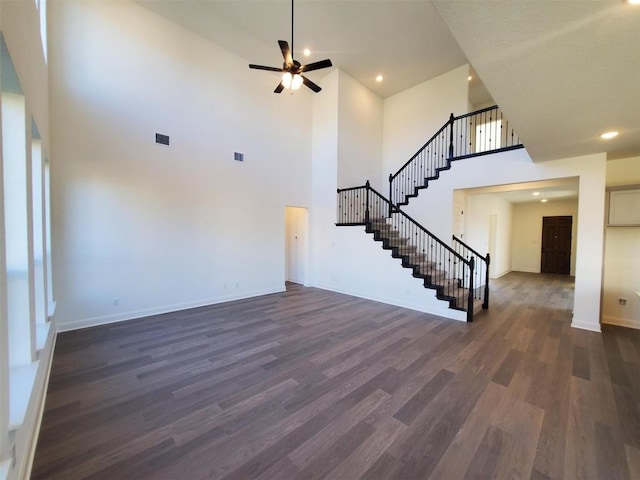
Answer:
388;105;524;208
337;183;470;266
337;182;477;322
452;235;490;310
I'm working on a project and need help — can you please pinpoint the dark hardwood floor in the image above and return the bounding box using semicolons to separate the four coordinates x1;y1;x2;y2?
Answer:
32;272;640;479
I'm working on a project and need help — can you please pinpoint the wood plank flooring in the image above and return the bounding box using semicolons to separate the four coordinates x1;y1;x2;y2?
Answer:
32;272;640;479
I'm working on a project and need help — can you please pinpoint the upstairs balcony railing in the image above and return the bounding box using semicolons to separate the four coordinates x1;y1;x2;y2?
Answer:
389;105;524;208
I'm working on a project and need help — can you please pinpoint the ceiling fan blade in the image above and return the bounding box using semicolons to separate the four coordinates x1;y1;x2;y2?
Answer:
300;59;333;73
274;82;285;94
301;75;322;93
249;64;284;72
278;40;293;67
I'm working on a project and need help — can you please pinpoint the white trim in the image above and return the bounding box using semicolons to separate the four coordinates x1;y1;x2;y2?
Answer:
8;363;39;431
56;287;286;332
22;326;56;480
47;300;56;319
602;315;640;330
35;322;50;352
571;319;602;332
312;283;467;322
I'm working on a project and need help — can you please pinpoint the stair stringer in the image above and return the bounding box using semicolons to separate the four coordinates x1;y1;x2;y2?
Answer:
330;225;467;322
365;217;483;316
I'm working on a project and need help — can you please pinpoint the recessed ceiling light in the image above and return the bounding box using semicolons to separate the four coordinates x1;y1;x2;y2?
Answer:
375;75;384;82
600;131;619;139
467;75;473;81
532;191;540;196
303;48;311;57
541;199;548;203
628;0;640;5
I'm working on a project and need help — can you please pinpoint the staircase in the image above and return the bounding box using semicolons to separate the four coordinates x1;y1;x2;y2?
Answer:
336;182;485;322
336;106;523;322
389;105;524;209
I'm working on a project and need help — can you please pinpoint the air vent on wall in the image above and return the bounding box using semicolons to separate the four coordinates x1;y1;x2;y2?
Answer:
155;133;170;146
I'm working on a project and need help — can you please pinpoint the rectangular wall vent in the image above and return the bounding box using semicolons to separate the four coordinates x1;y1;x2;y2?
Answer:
155;133;170;146
234;152;244;162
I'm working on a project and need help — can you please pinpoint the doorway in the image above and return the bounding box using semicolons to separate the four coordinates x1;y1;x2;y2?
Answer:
541;216;572;274
285;206;308;284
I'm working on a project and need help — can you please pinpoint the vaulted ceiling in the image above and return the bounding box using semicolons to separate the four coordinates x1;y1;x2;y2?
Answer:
135;0;640;163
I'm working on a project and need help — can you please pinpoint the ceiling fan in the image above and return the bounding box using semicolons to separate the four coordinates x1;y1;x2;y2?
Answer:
249;0;333;93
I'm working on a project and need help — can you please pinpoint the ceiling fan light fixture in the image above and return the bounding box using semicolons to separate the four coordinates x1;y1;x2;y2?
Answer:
281;72;303;90
291;74;303;90
282;72;293;88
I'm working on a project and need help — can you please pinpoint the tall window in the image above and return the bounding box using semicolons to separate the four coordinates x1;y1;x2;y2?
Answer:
44;158;53;318
34;0;48;63
475;119;502;153
32;123;46;333
1;33;51;447
2;92;32;367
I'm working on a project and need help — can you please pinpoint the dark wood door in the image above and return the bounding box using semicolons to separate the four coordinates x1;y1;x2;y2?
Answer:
541;216;572;274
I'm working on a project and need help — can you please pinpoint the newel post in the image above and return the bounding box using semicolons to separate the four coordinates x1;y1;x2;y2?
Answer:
483;253;491;309
448;113;455;159
467;256;475;323
388;174;393;218
365;180;370;224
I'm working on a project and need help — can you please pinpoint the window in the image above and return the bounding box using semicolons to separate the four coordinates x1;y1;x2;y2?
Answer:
34;0;48;63
475;119;502;153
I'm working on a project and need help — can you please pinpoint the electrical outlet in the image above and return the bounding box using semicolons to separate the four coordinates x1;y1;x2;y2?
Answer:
618;298;627;307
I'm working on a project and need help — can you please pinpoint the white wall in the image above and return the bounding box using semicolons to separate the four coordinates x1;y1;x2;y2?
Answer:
403;149;606;331
49;0;313;330
602;156;640;329
309;69;339;291
464;193;513;278
382;64;469;186
337;71;383;191
511;199;578;276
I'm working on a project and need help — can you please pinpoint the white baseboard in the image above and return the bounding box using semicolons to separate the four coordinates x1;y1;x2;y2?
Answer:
602;315;640;330
57;287;286;332
571;319;602;332
312;282;467;322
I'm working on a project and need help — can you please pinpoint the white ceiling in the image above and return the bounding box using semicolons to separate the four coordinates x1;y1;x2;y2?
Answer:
433;0;640;162
135;0;640;163
135;0;470;98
